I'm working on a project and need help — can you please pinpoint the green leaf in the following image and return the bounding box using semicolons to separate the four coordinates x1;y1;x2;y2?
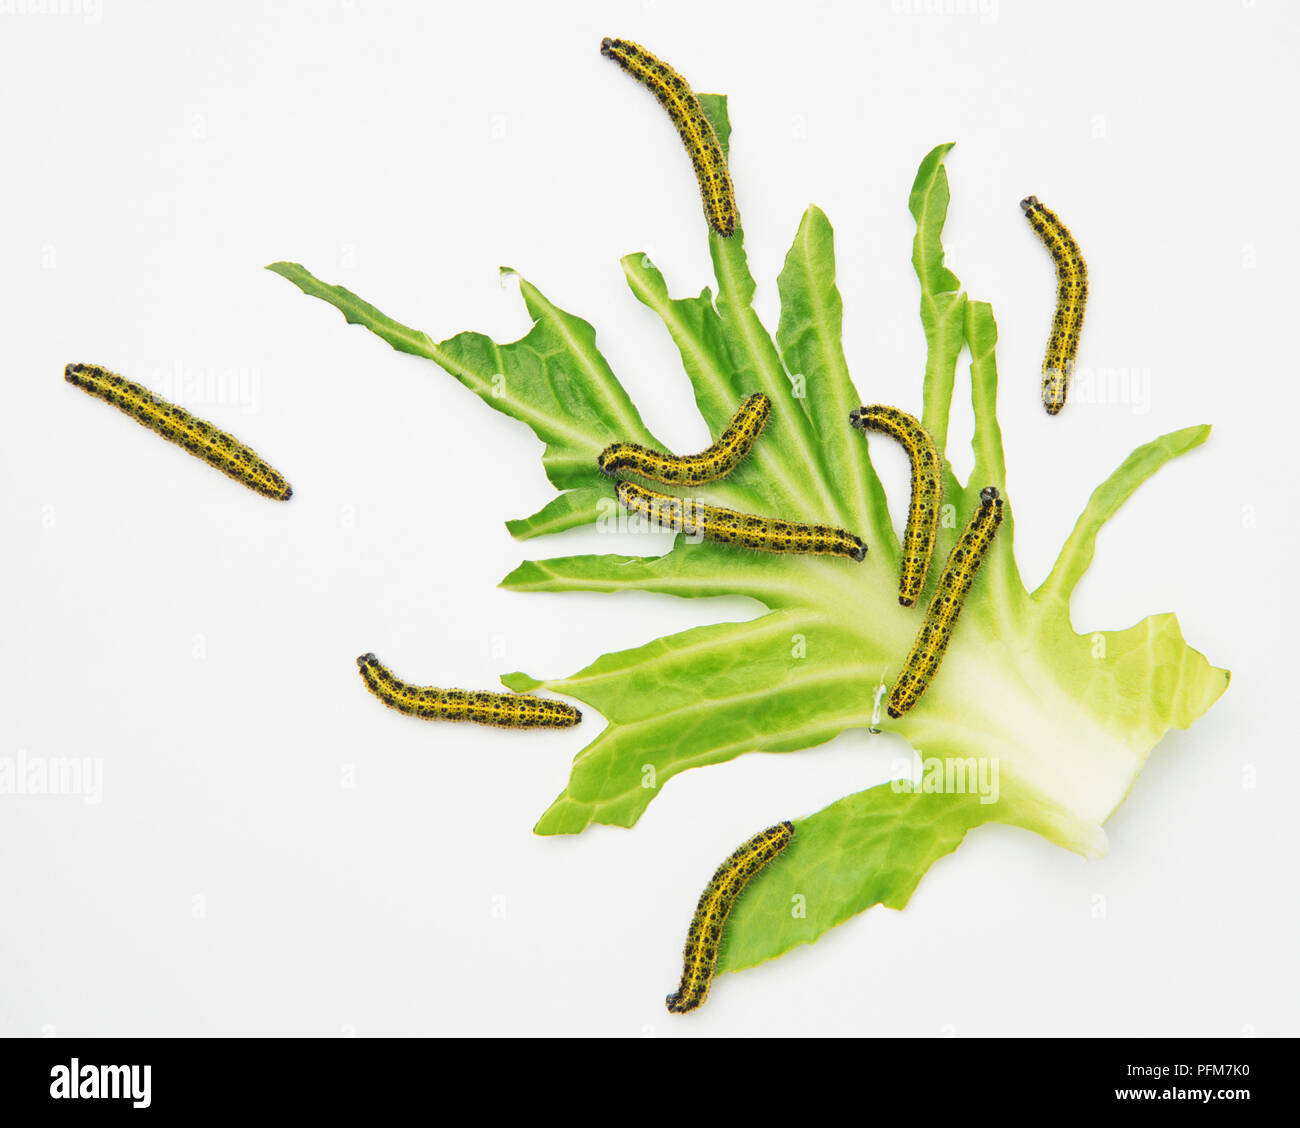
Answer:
522;610;895;835
909;143;968;460
505;487;608;540
1034;424;1212;609
776;206;897;555
267;261;659;494
718;785;992;973
272;105;1228;997
500;539;817;610
961;299;1026;625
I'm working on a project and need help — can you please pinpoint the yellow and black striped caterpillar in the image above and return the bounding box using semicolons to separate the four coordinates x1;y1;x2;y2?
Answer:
600;36;738;237
849;405;942;607
64;363;293;500
617;481;866;561
667;821;793;1014
356;653;581;729
1021;196;1088;415
887;486;1003;719
599;392;769;485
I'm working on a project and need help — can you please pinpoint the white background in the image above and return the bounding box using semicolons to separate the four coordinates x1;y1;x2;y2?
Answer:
1;0;1296;1036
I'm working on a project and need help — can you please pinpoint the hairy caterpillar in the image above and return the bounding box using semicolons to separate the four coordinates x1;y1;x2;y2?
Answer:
617;481;867;561
1020;196;1088;415
356;653;581;728
849;405;942;607
64;363;293;501
600;36;738;237
599;392;769;485
887;486;1003;719
666;821;794;1014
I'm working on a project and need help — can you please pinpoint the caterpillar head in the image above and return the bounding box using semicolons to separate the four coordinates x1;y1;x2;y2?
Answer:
596;444;621;477
979;486;1000;505
1019;196;1039;213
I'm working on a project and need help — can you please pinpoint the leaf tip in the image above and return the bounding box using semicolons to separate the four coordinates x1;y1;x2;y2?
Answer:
620;250;660;277
500;670;542;693
498;559;538;589
801;202;830;227
502;515;532;541
909;142;958;214
532;794;593;837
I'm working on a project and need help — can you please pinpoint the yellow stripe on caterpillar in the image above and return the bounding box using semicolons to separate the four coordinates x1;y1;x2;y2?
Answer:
849;405;942;607
356;653;581;729
599;392;769;485
617;481;866;561
1021;196;1088;415
600;36;738;238
64;363;292;500
667;821;794;1014
887;486;1003;719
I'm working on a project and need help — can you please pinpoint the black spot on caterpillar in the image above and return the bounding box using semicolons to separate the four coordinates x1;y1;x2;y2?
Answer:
849;405;942;607
887;486;1003;719
666;821;794;1014
617;481;867;561
600;36;738;237
356;653;581;729
1021;196;1088;415
64;363;293;500
599;392;769;485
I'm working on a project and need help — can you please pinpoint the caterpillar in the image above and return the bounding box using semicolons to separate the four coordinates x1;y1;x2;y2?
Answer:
887;486;1003;719
666;821;794;1014
599;392;769;485
64;363;292;501
600;37;738;237
1020;196;1088;415
849;405;942;607
356;653;581;728
617;481;866;561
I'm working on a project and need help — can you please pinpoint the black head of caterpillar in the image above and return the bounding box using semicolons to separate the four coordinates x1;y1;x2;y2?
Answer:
356;652;581;729
598;392;769;485
1020;196;1088;416
848;404;942;608
666;820;794;1014
599;36;738;238
885;485;1003;719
